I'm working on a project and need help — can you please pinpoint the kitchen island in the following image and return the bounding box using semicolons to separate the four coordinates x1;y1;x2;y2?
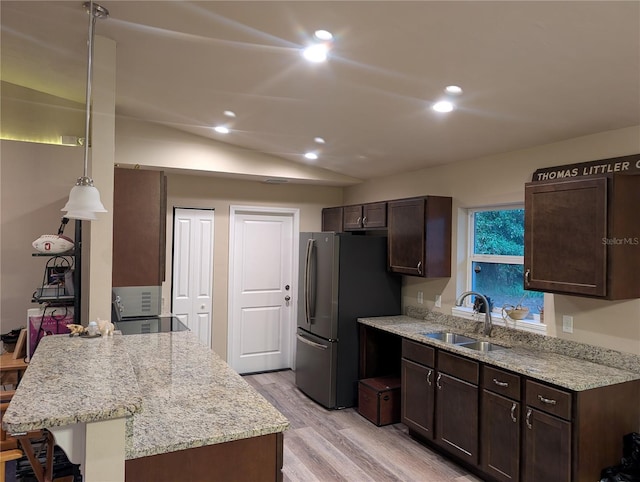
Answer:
3;331;289;482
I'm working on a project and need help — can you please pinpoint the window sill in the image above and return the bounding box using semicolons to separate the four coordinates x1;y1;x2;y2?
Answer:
451;306;548;335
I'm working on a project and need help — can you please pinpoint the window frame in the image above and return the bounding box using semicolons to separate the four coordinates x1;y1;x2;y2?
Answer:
464;205;525;304
453;204;547;334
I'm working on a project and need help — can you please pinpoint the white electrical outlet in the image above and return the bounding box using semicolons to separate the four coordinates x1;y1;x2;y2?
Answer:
562;315;573;333
435;295;442;308
417;291;424;304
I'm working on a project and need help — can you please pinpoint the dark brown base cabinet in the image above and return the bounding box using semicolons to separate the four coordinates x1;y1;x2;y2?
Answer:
523;408;571;482
125;433;283;482
435;352;479;465
389;331;640;482
401;358;435;440
482;365;522;482
402;341;479;464
482;391;520;482
437;373;478;464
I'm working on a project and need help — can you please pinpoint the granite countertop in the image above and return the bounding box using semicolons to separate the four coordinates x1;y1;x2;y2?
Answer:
121;331;289;459
359;315;640;391
3;331;289;460
3;334;142;433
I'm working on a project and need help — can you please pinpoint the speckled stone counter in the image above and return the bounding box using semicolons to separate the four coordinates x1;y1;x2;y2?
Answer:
3;334;142;433
121;331;289;459
359;315;640;391
3;330;289;461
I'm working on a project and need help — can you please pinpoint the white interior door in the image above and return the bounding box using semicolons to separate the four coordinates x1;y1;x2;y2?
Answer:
172;208;214;347
228;206;299;374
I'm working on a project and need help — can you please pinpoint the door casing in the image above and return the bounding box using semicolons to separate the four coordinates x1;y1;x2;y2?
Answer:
227;205;300;373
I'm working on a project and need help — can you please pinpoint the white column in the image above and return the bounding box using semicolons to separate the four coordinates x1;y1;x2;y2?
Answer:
50;417;127;482
87;35;116;323
85;418;127;481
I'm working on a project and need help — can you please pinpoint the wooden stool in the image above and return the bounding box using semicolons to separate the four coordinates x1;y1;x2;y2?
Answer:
1;390;18;451
0;352;28;389
1;448;23;481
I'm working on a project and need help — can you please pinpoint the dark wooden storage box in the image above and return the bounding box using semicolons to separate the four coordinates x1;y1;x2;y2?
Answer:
358;376;401;426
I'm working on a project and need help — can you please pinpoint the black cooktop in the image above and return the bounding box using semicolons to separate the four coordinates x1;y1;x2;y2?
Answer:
116;316;188;335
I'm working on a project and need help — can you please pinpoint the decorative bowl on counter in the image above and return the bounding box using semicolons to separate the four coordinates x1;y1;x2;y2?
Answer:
502;305;530;320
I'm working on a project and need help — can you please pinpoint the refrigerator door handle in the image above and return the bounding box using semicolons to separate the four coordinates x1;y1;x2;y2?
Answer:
296;333;328;350
304;238;316;324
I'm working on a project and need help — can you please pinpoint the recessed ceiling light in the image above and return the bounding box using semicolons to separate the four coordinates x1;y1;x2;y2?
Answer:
302;43;328;63
445;85;463;95
432;100;455;113
214;126;230;134
314;30;333;41
223;110;236;118
314;137;326;144
304;152;318;160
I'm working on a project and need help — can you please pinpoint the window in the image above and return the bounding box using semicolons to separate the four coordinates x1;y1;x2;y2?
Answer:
460;206;543;326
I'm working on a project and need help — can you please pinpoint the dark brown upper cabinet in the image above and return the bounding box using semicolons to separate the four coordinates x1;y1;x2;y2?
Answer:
321;206;344;232
113;168;167;287
524;174;639;299
387;196;452;277
343;202;387;230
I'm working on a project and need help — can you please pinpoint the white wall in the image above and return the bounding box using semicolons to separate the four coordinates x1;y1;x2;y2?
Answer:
165;173;342;358
1;140;83;328
343;126;640;355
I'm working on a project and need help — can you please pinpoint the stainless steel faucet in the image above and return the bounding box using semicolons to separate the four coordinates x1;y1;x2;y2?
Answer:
455;291;492;336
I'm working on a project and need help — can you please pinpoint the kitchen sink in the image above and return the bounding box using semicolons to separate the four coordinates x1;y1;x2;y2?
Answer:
459;341;508;352
423;332;477;345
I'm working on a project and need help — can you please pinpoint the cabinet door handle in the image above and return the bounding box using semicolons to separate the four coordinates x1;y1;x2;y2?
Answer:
526;408;533;429
417;261;423;275
537;394;557;405
493;378;509;388
362;216;367;226
510;402;517;423
524;268;531;286
356;216;362;226
436;373;442;390
426;369;432;386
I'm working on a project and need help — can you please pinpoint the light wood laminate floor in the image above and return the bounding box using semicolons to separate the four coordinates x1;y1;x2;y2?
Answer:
244;370;482;482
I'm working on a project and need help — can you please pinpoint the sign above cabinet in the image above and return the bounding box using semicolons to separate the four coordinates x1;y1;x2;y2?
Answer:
531;153;639;182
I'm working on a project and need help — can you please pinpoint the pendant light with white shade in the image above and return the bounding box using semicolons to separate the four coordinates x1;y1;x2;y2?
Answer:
61;1;109;221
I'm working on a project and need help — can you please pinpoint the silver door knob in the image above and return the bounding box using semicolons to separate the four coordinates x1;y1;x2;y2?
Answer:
285;296;291;301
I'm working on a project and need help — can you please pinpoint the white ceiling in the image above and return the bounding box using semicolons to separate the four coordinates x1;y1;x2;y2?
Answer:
2;1;639;182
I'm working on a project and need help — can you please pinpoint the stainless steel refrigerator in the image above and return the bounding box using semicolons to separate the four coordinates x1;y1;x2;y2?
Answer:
296;232;401;409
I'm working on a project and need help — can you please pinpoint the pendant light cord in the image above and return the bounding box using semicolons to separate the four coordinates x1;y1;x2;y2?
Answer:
80;1;109;185
82;1;96;180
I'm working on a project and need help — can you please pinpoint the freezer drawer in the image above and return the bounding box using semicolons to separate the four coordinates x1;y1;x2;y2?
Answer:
295;329;337;409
